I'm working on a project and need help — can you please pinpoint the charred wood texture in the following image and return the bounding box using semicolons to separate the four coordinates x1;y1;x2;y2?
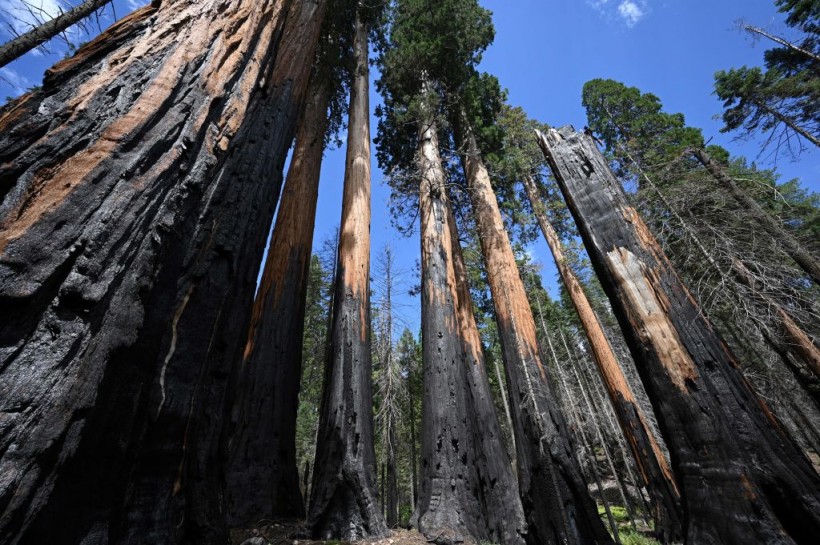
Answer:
412;110;526;545
307;15;386;540
522;174;683;543
0;0;325;543
224;73;332;525
0;0;118;69
539;127;820;545
460;129;612;545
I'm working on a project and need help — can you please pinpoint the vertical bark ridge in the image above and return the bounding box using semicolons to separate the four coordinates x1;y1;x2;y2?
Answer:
308;13;386;540
459;128;613;545
539;126;820;545
0;1;326;543
522;174;683;542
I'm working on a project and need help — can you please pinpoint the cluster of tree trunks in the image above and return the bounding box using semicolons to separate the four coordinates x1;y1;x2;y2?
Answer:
224;71;332;524
521;174;683;542
538;126;820;545
0;0;326;543
413;104;527;545
458;127;613;545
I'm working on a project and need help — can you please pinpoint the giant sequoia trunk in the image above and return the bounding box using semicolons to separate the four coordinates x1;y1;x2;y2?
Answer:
0;0;116;69
412;114;526;545
691;148;820;286
224;72;332;525
0;1;326;543
446;198;527;545
539;127;820;545
521;174;683;543
307;14;386;539
459;129;612;545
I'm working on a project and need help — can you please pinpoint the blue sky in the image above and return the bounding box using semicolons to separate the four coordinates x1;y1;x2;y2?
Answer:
1;0;817;336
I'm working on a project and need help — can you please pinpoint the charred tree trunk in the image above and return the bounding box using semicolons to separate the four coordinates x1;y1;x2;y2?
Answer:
307;13;386;540
539;127;820;545
459;128;613;545
224;72;331;525
522;174;682;542
446;195;527;543
412;101;526;545
692;147;820;286
0;1;326;543
0;0;117;69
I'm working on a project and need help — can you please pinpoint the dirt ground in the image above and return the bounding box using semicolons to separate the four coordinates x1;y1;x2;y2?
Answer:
230;521;429;545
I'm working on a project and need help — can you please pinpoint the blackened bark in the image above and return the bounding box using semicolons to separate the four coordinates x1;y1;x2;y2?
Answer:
692;148;820;286
0;1;326;543
539;127;820;545
0;0;119;69
412;105;526;545
522;174;683;542
446;199;528;545
224;73;332;525
307;14;386;539
459;129;613;545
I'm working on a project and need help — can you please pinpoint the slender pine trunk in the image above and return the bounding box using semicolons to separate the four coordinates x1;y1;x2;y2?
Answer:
540;126;820;545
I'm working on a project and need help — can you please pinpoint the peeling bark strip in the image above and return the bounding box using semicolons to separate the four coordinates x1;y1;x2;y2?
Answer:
0;1;326;543
460;128;612;545
224;73;332;526
691;148;820;286
308;14;386;540
411;102;526;545
539;127;820;545
522;174;682;542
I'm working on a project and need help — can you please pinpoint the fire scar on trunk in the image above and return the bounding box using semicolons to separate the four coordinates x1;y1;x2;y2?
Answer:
607;246;698;391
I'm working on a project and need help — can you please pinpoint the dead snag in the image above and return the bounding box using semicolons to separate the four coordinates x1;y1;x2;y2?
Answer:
522;173;682;542
539;126;820;545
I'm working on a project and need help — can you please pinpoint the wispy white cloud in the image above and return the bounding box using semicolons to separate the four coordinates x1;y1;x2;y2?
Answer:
617;1;646;27
586;0;649;28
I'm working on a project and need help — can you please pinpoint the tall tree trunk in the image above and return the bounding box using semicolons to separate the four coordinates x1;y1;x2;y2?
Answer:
223;72;331;526
691;147;820;285
0;1;325;543
446;195;527;543
539;127;820;545
522;174;682;542
412;99;526;545
0;0;117;69
307;13;386;539
382;246;399;528
459;127;613;545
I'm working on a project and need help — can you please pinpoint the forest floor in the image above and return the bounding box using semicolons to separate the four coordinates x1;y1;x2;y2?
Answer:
230;521;428;545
